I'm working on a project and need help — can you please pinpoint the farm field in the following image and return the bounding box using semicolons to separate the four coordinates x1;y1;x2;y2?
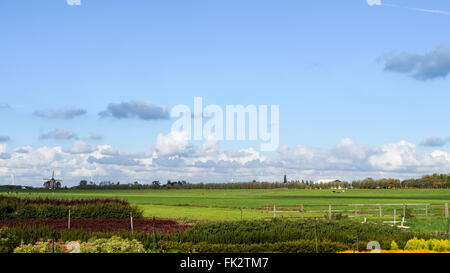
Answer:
4;188;450;221
1;189;449;253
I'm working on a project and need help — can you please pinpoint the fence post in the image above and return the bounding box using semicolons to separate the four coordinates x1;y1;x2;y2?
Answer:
130;212;134;235
445;203;449;218
355;205;358;218
273;204;276;218
301;204;304;219
447;219;449;239
356;229;359;253
68;207;71;230
425;204;428;218
393;208;396;225
152;216;156;245
403;204;406;218
379;205;382;218
314;218;319;253
51;231;55;253
328;204;332;220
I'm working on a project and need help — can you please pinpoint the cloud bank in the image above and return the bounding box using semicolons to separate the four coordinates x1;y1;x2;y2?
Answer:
2;134;450;186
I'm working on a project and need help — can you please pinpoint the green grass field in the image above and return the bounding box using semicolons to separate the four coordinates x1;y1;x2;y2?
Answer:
4;188;449;222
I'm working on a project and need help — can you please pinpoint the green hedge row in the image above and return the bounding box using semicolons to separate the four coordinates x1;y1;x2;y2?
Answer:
0;202;143;219
160;240;349;253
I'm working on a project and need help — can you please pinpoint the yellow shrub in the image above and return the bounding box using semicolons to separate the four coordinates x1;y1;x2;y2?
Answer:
390;241;399;250
339;250;450;253
404;238;449;252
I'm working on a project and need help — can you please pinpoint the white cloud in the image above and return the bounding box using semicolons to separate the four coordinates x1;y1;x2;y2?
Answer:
90;133;103;140
0;136;11;143
63;141;97;154
39;129;78;140
0;144;7;154
384;44;450;80
33;107;86;119
99;100;169;120
368;141;419;171
66;0;81;6
366;0;381;6
155;131;190;156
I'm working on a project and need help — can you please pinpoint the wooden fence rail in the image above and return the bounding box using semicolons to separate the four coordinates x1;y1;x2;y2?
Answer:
263;202;449;220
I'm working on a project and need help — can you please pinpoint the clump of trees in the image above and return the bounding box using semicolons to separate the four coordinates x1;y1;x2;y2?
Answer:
351;174;450;189
351;178;401;189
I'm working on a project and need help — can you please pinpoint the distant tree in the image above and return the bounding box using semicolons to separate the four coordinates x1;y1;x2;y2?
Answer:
79;180;88;188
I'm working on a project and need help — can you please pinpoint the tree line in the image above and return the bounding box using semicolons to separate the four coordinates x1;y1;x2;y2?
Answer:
72;173;450;190
72;179;349;190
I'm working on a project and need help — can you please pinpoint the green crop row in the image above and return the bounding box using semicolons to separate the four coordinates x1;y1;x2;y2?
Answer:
159;240;349;253
0;202;143;219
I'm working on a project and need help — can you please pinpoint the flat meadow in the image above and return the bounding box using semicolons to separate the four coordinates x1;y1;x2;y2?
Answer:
5;188;450;222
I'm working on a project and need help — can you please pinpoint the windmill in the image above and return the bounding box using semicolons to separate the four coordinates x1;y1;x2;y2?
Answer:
43;171;62;190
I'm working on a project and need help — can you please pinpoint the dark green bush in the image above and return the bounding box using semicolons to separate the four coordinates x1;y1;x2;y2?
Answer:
0;198;143;220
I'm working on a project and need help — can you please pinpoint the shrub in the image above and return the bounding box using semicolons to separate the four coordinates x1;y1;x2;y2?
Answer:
390;240;399;250
404;237;450;252
159;240;348;253
13;236;146;253
0;227;18;253
81;236;145;253
14;239;71;253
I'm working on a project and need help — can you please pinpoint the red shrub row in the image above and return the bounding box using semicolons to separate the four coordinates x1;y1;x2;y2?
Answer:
0;196;130;206
0;218;190;233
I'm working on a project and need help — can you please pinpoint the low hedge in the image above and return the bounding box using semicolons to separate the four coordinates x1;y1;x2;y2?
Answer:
0;200;143;219
159;240;349;253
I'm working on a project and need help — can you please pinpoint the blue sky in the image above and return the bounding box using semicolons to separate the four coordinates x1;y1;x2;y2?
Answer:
1;0;450;185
